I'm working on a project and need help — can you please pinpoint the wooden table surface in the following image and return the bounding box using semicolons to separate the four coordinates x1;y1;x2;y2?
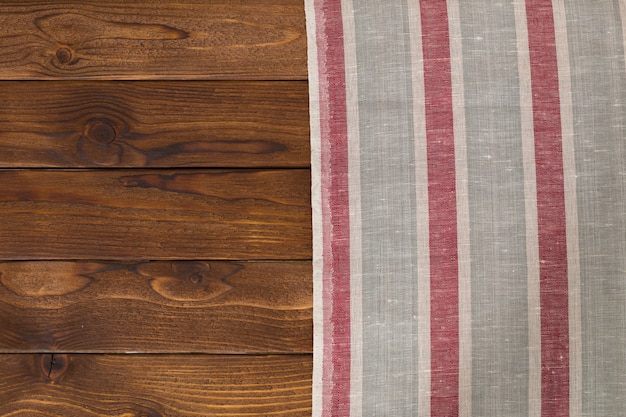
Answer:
0;1;312;415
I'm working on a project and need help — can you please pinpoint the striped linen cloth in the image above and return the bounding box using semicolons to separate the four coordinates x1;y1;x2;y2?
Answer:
306;0;626;416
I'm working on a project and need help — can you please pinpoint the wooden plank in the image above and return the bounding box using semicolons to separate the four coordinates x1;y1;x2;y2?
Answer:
0;0;306;80
0;169;311;260
0;353;312;416
0;261;312;353
0;81;310;168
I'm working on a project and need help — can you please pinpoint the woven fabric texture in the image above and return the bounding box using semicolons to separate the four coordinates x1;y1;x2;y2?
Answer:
306;0;626;416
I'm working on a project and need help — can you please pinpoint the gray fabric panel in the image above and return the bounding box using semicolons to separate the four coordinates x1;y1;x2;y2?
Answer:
565;2;626;415
352;1;420;415
459;2;530;416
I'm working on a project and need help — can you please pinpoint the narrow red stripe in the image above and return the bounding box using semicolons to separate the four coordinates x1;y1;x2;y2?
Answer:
314;0;351;416
525;1;570;416
420;1;460;416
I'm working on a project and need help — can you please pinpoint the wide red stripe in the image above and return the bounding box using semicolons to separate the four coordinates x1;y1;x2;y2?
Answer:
420;1;460;416
525;1;570;416
314;0;351;416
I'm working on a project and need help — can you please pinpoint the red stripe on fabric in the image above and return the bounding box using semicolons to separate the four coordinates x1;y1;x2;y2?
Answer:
314;0;351;416
419;1;460;416
525;1;570;416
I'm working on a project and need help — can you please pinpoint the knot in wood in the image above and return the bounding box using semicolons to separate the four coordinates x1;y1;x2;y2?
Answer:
39;353;70;383
55;47;73;64
87;121;117;145
188;272;203;284
77;119;124;165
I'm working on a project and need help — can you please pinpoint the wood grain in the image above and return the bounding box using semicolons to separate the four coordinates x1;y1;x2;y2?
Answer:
0;81;309;168
0;0;306;80
0;261;312;353
0;170;311;260
0;353;312;416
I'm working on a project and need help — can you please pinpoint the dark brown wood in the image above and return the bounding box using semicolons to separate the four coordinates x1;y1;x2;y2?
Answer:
0;353;312;416
0;81;310;168
0;260;312;353
0;1;306;80
0;0;314;409
0;169;311;260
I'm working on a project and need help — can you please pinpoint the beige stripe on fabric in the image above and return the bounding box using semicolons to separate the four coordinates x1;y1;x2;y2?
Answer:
552;1;582;415
407;2;431;415
304;0;324;414
341;0;363;415
513;2;541;416
446;1;471;416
